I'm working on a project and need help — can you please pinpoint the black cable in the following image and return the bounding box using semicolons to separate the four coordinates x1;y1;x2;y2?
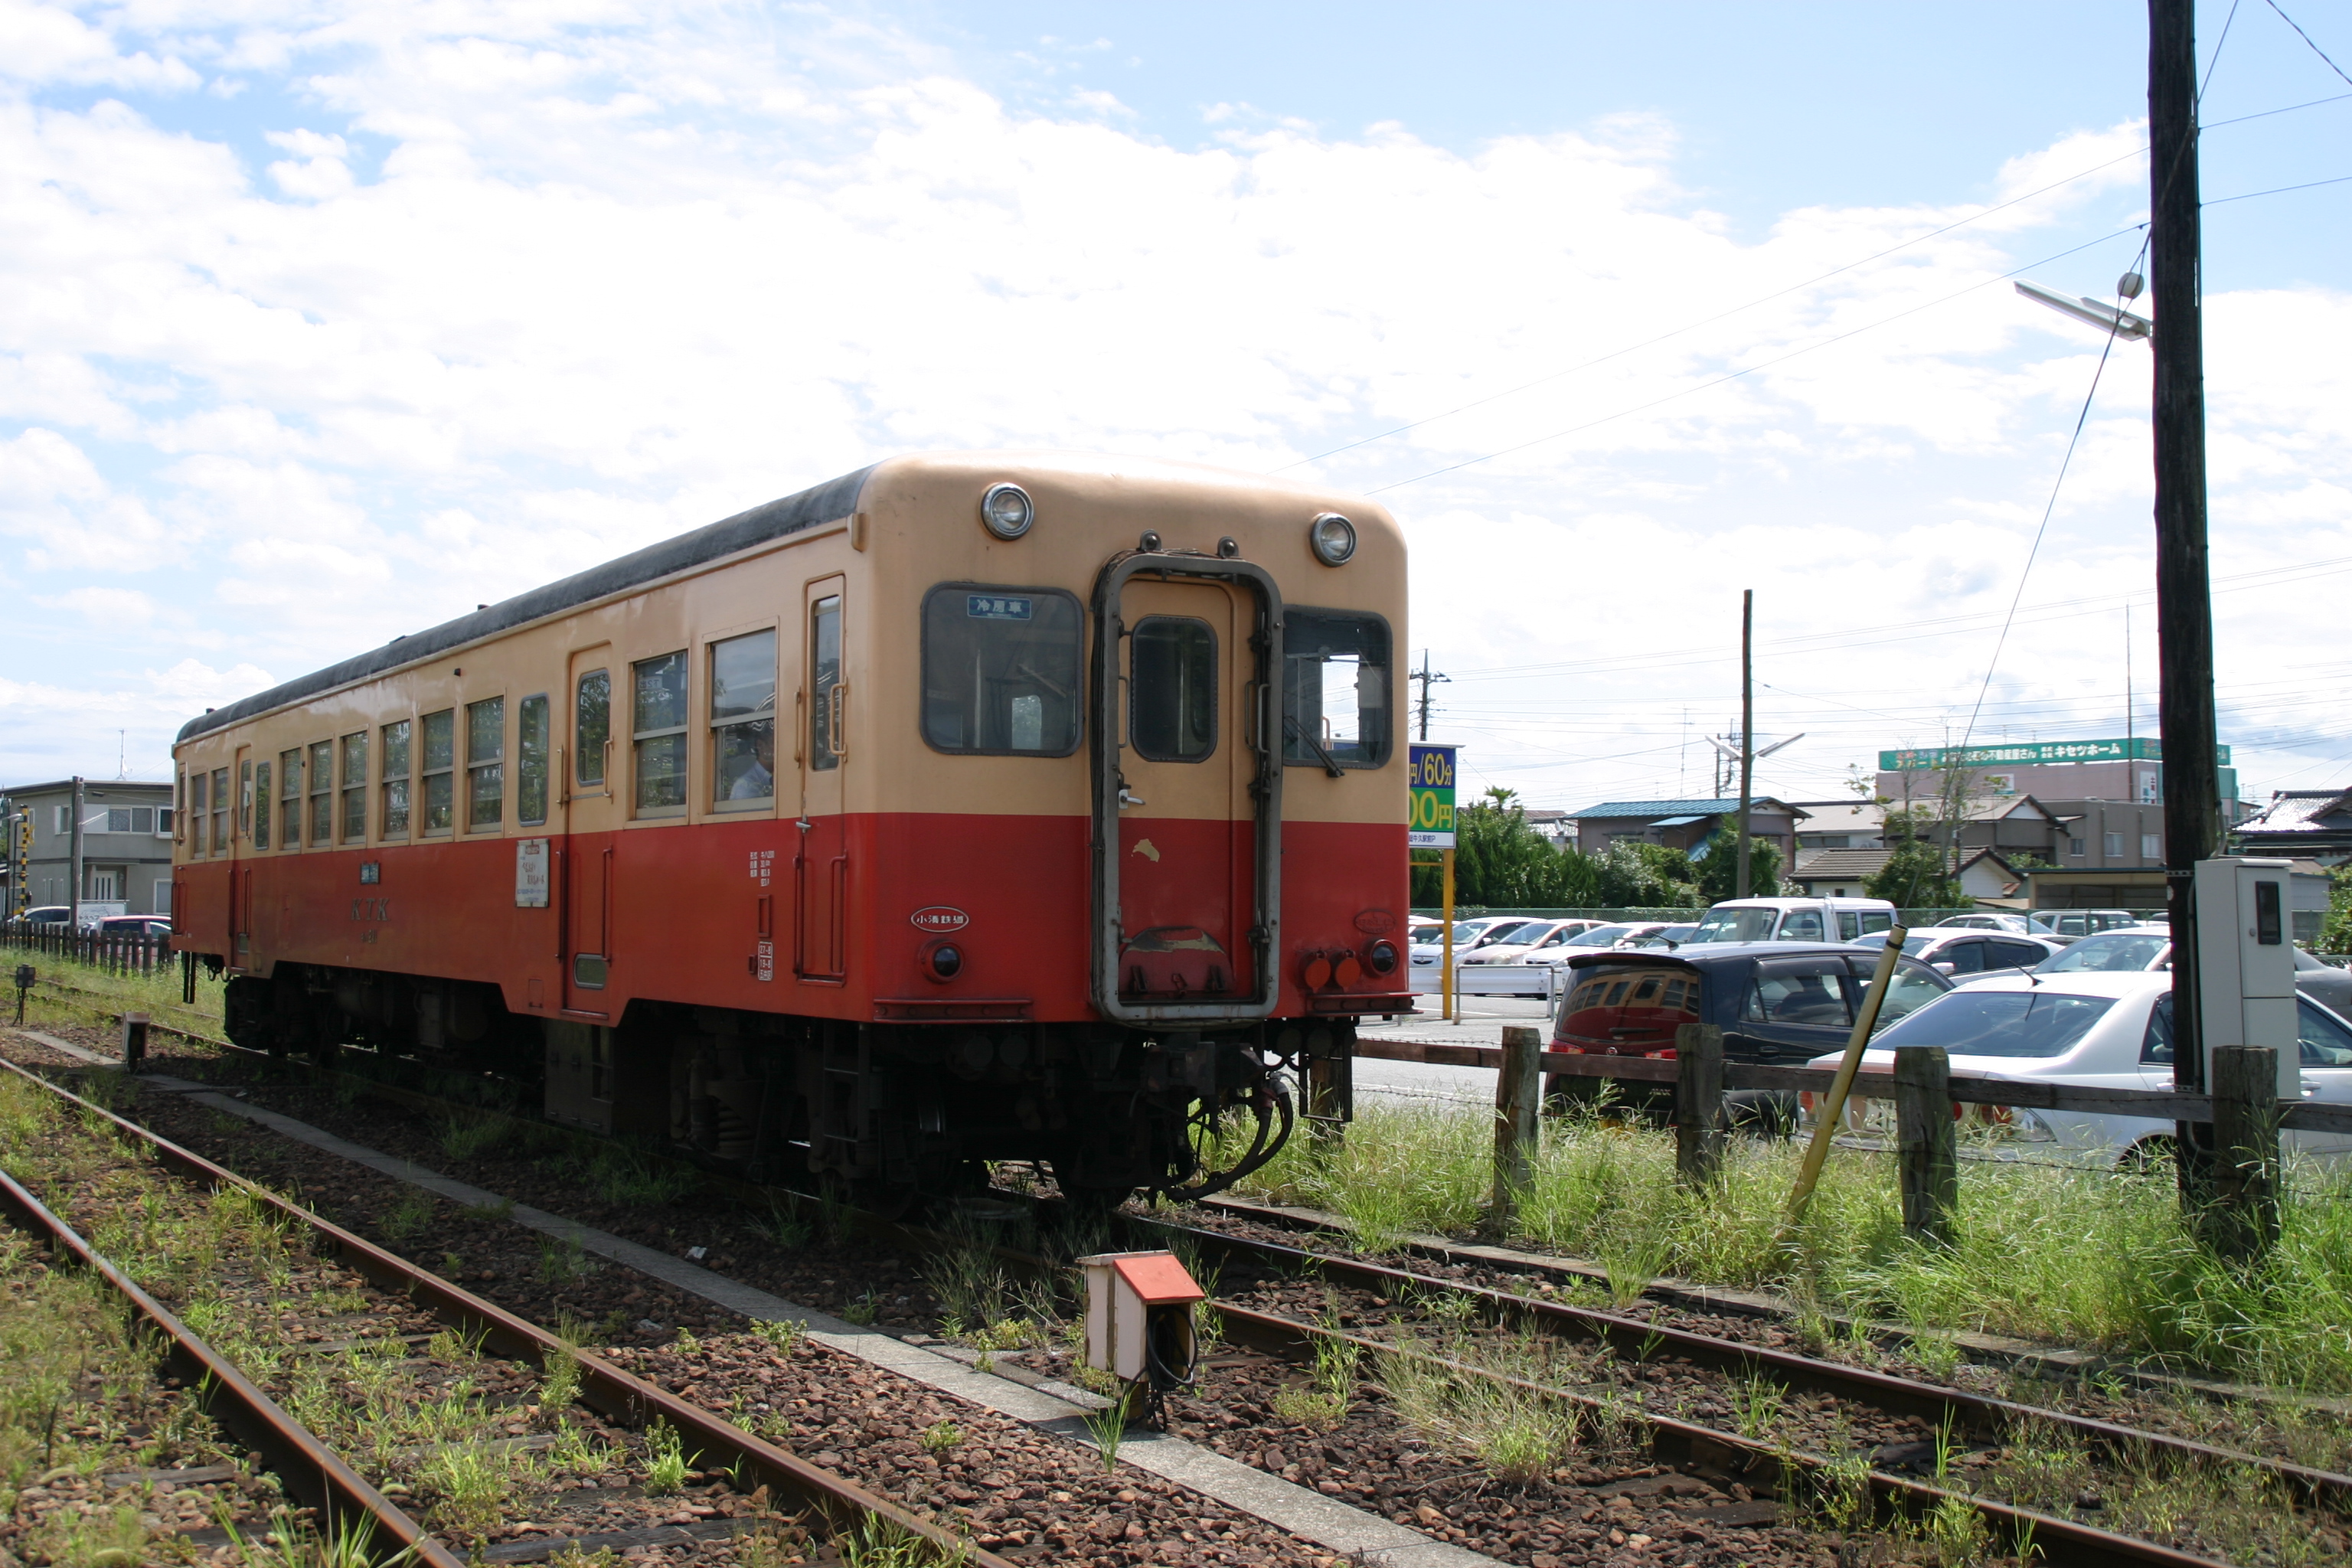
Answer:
2207;171;2352;204
2265;0;2352;87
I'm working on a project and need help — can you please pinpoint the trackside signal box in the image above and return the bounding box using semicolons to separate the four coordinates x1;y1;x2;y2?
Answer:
2194;856;2298;1099
1078;1250;1204;1390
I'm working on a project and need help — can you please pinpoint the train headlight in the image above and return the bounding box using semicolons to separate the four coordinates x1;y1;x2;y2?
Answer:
979;483;1034;540
1308;512;1356;566
1366;939;1399;976
926;942;965;982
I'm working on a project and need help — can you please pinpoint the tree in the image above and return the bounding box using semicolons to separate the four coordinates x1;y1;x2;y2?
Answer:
1693;828;1780;902
1865;841;1966;907
1592;841;1704;909
1412;786;1600;907
2317;864;2352;953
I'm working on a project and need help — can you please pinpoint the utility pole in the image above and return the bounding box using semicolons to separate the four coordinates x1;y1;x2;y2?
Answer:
68;776;85;932
1736;590;1754;899
1409;651;1449;742
2149;0;2223;1198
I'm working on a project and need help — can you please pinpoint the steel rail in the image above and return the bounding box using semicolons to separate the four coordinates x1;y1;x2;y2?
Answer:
0;1165;463;1568
1214;1301;2226;1568
0;1057;1014;1568
1126;1212;2352;1513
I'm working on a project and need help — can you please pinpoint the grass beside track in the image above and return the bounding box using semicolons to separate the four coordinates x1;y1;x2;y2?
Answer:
1224;1099;2352;1395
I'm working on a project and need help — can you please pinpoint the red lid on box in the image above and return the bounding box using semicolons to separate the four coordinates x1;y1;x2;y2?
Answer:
1111;1252;1204;1305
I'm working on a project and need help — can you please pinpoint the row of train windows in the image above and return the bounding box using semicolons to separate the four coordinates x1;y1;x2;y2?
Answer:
179;586;1390;852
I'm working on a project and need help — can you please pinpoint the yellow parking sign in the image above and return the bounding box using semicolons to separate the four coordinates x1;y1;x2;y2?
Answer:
1408;743;1457;848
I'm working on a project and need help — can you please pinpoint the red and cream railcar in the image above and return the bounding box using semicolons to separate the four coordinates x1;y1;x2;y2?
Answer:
172;452;1410;1201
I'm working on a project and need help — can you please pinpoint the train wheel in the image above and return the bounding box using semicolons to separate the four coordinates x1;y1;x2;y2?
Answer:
1161;1083;1295;1203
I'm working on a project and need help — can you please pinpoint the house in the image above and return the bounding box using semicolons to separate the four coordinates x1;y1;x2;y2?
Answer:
1786;848;1892;898
1;779;177;916
1565;798;1805;865
1521;808;1574;848
1955;848;2026;901
1786;801;1884;851
2233;789;2352;863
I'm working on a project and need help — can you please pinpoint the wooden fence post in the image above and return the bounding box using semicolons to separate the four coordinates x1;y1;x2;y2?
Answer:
1893;1046;1957;1246
2207;1044;2280;1260
1674;1023;1724;1186
1484;1024;1542;1240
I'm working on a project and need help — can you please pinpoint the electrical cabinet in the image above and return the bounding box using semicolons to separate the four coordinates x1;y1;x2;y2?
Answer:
2193;857;2298;1099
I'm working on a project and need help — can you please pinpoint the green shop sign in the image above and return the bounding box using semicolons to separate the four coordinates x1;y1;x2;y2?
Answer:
1880;738;2230;771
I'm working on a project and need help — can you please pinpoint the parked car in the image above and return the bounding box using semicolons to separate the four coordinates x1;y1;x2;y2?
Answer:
1516;921;1681;965
1934;913;2034;933
1459;919;1609;967
96;915;172;937
1805;972;2352;1166
1855;928;2066;979
1962;926;2352;1017
1547;942;1955;1125
18;906;71;926
1409;915;1537;967
2026;909;2141;939
1684;897;1898;946
1622;923;1699;950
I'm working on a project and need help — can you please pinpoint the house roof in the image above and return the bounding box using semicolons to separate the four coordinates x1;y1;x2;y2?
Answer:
1788;801;1883;832
1;779;173;798
2239;789;2352;834
1568;797;1808;821
1790;848;1893;881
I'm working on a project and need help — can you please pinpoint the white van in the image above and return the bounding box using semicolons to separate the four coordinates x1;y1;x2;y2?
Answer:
1685;896;1897;946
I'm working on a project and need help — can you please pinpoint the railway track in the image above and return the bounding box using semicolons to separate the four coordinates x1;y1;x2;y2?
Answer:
13;990;2349;1564
0;1056;1007;1568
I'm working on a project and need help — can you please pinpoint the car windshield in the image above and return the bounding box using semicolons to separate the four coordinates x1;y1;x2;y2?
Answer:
2040;933;2169;974
1482;922;1548;945
1565;924;1639;946
1875;989;2117;1057
1688;907;1779;943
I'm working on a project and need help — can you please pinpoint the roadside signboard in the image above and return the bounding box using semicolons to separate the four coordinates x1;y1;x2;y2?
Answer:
1408;743;1458;848
1880;738;2231;769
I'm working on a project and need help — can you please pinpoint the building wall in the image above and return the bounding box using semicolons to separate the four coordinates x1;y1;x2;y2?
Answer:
7;781;177;914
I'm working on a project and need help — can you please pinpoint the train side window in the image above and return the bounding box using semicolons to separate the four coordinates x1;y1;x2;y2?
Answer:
253;761;271;851
381;720;412;838
518;695;550;825
239;760;253;842
632;652;689;815
279;750;302;848
190;771;207;854
340;730;369;842
809;600;843;773
212;767;230;853
305;743;331;844
918;584;1082;756
1282;607;1392;770
1130;615;1217;762
710;631;776;808
576;670;610;788
467;697;505;830
421;709;456;834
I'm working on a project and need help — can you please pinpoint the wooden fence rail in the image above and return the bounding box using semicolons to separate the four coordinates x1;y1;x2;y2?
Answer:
0;921;174;978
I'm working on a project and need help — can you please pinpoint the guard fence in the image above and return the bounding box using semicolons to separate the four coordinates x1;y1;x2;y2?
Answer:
1;919;175;978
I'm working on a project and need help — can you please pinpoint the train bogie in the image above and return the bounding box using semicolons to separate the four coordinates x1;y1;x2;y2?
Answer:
173;452;1410;1202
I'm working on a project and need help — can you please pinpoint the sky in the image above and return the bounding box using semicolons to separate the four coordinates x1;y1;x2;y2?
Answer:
3;0;2350;814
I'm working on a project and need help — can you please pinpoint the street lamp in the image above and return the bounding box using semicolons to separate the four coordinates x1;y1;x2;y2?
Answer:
2014;273;2152;341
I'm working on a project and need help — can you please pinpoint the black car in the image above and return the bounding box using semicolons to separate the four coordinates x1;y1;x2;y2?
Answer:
1547;941;1955;1125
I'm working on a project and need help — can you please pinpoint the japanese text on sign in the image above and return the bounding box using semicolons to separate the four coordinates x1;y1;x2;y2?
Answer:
1408;743;1458;848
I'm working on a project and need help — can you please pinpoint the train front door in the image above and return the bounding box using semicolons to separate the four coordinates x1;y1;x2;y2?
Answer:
796;578;848;982
1109;577;1250;1002
563;646;619;1013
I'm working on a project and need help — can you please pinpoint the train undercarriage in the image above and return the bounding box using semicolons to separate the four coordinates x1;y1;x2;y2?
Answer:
220;962;1353;1206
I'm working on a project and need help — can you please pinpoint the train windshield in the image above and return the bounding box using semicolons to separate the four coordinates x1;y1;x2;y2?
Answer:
1282;608;1392;769
921;584;1083;756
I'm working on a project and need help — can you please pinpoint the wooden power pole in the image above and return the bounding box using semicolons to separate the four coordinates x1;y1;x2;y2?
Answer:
1736;590;1754;899
2149;0;2224;1195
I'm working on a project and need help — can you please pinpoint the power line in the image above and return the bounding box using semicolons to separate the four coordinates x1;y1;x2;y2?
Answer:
2205;170;2352;205
2264;0;2352;88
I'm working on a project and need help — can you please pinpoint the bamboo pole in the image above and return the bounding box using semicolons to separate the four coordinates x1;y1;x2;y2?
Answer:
1785;925;1907;1225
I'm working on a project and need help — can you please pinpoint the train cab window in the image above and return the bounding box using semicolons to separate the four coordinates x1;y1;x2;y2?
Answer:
421;709;456;834
340;730;369;842
632;652;689;815
253;760;271;850
518;695;550;825
809;598;843;773
212;767;230;853
189;771;207;854
576;670;609;789
305;743;331;844
381;720;412;838
710;631;776;808
467;697;505;830
1282;608;1392;770
918;584;1082;756
1130;616;1217;762
279;750;301;848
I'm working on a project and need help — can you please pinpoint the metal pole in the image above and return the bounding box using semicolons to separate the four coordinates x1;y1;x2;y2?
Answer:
2149;0;2223;1206
1736;591;1754;898
68;776;84;934
1441;847;1457;1024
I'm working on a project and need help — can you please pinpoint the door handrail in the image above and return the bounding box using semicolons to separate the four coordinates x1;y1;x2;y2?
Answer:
1089;547;1284;1025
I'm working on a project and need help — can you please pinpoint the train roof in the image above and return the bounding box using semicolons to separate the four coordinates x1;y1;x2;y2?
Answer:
175;464;876;746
